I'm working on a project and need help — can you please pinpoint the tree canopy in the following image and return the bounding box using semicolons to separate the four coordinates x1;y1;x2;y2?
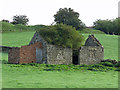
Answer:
54;8;85;30
11;15;29;25
38;24;85;49
93;18;120;35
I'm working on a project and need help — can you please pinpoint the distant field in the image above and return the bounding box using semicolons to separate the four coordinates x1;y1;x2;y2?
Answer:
79;28;105;34
2;31;118;61
2;31;35;47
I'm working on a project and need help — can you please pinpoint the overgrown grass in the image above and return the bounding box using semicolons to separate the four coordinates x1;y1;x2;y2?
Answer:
2;64;118;88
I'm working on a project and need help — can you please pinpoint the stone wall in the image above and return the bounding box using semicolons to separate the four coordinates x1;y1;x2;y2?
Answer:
47;44;72;64
8;47;20;64
78;46;104;65
0;46;13;52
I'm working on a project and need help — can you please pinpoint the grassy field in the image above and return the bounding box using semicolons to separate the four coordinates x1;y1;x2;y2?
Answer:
1;31;35;47
79;28;105;34
1;31;119;88
2;64;118;88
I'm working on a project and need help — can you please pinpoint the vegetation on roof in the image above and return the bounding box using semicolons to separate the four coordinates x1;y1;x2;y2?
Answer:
38;24;85;49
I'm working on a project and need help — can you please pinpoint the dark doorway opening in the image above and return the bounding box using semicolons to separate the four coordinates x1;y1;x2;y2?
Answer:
72;50;79;65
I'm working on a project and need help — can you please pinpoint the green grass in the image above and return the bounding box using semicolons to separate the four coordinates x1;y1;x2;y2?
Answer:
2;31;35;47
2;64;118;88
1;31;119;88
79;28;105;34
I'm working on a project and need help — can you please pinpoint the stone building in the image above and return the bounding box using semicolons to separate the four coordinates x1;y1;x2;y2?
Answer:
8;32;72;64
8;32;104;65
78;35;104;65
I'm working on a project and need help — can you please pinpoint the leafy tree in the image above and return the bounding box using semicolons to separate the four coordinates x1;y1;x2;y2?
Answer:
38;24;85;49
93;18;120;35
54;8;85;30
2;19;10;23
11;15;29;25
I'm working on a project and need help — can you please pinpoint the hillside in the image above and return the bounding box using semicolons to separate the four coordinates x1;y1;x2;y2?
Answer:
79;28;105;34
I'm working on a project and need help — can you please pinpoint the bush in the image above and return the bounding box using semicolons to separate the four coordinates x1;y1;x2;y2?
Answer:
100;62;114;67
2;21;14;31
1;60;8;64
14;24;28;30
114;62;120;67
38;24;85;49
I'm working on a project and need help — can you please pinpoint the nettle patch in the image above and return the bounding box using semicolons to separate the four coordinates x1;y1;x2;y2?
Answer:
8;60;120;72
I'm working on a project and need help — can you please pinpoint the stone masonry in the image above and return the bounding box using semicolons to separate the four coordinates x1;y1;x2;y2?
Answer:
78;35;104;65
47;44;72;65
8;33;104;65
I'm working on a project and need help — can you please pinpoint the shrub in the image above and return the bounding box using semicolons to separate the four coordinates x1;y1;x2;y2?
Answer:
100;62;114;67
114;62;120;67
1;60;8;64
2;21;14;31
38;24;85;49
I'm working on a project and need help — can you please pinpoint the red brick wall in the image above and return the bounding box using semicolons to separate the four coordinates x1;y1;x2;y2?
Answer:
19;42;42;64
8;47;20;64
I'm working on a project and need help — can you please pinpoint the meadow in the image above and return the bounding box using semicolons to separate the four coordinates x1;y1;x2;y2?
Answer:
2;64;119;88
1;30;119;88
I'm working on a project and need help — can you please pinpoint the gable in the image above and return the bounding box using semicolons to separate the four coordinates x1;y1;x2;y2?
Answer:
29;32;47;45
85;35;102;46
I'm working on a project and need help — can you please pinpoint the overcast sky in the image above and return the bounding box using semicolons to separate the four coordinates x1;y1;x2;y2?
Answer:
0;0;119;26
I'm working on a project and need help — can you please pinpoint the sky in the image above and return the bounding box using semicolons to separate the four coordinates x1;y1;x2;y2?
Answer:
0;0;119;26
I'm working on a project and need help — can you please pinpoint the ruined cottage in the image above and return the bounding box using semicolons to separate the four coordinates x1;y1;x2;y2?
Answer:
8;32;72;64
78;35;104;65
8;32;104;65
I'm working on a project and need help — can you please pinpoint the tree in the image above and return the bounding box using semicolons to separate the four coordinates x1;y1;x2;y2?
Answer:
93;18;120;35
38;24;85;49
54;8;84;30
11;15;29;25
2;19;10;23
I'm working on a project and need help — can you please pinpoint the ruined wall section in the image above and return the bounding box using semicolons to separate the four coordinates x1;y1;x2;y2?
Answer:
8;47;20;64
79;46;104;65
29;32;47;64
47;44;72;65
19;42;42;64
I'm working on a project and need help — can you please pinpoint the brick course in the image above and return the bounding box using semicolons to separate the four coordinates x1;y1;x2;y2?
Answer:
8;42;42;64
19;42;42;64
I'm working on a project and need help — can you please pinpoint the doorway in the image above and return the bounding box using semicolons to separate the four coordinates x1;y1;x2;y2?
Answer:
72;50;79;65
36;48;42;63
